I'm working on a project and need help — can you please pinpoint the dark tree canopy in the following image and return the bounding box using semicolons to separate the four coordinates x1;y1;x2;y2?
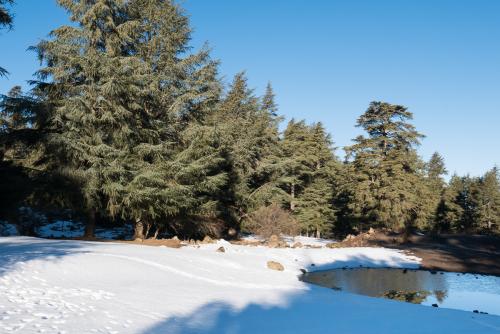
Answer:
1;1;498;240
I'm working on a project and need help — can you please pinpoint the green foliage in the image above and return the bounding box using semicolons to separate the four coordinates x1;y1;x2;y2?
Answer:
0;0;13;28
280;120;338;236
0;0;14;77
436;169;500;234
344;102;430;234
1;1;498;240
212;73;284;221
477;167;500;231
424;152;448;231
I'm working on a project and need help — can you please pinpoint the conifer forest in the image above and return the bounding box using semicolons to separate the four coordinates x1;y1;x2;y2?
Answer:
1;0;499;241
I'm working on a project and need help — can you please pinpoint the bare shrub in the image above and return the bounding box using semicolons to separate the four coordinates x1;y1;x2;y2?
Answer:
245;204;299;239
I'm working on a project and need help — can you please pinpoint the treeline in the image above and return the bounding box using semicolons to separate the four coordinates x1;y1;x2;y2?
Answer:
1;0;499;240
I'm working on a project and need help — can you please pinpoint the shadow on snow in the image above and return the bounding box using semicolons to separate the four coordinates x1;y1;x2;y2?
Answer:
0;237;88;275
141;254;497;334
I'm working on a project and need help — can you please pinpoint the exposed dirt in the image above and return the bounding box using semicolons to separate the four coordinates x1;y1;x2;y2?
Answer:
111;238;182;248
80;230;500;276
360;232;500;276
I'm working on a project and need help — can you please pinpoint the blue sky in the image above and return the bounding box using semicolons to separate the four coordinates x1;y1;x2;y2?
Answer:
1;0;499;177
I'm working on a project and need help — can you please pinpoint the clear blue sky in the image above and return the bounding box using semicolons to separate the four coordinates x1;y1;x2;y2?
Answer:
1;0;499;177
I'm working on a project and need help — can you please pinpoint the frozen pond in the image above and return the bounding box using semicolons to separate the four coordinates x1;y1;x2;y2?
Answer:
301;268;500;315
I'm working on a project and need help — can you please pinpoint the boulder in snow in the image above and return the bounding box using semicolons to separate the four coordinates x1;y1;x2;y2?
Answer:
267;261;284;271
201;235;215;244
267;235;287;248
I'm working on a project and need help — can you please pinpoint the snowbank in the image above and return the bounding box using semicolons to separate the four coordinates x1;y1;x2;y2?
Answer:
0;222;18;236
36;221;133;240
0;237;499;333
241;234;335;247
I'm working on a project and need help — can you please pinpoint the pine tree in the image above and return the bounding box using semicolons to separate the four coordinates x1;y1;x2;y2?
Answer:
425;152;448;232
0;86;36;131
261;82;278;117
35;0;148;237
280;120;337;236
477;167;500;231
280;120;315;212
246;82;286;209
213;73;284;224
344;101;430;238
426;152;447;187
116;0;231;239
0;0;12;27
0;0;14;77
0;86;44;164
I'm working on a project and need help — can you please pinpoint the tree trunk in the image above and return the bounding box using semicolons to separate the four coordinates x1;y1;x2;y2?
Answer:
84;210;96;239
133;219;145;240
290;183;295;211
144;222;151;239
153;225;161;239
402;222;411;244
316;228;320;239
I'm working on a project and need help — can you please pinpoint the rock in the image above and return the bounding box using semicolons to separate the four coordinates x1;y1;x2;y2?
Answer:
367;227;375;235
267;261;284;271
227;228;237;237
326;242;341;248
473;310;479;313
269;235;279;242
202;235;214;244
299;268;307;274
230;239;262;247
432;304;438;307
292;242;303;248
171;236;179;241
165;237;182;248
267;235;287;248
216;246;225;253
343;234;355;242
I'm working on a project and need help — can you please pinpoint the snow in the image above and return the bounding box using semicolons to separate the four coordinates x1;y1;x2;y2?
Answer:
0;237;499;333
36;221;133;240
0;222;19;237
241;234;335;247
283;235;334;247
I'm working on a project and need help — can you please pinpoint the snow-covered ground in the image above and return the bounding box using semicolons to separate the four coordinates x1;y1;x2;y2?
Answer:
241;234;334;247
36;221;133;240
0;237;499;333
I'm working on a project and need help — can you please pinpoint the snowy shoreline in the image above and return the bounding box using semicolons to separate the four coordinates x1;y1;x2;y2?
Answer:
1;236;499;333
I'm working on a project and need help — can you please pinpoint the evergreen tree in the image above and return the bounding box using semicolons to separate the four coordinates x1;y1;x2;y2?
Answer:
344;101;430;238
246;82;286;209
118;0;231;239
214;73;283;224
280;120;337;236
426;152;447;187
34;0;150;237
261;82;278;117
435;174;464;232
477;167;500;231
425;152;448;231
0;0;12;27
0;0;14;77
0;86;36;132
435;169;500;234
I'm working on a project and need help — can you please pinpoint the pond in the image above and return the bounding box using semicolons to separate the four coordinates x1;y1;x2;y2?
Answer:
301;268;500;316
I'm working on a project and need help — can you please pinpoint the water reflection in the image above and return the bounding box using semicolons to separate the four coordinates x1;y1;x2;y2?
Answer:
301;268;500;315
